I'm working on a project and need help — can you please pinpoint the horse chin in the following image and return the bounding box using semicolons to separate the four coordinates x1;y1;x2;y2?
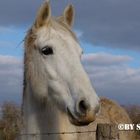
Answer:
67;108;94;126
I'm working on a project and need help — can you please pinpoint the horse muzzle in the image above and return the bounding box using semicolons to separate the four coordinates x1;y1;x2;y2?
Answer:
67;106;99;126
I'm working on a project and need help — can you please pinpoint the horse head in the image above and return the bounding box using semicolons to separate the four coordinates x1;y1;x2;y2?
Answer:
24;2;100;126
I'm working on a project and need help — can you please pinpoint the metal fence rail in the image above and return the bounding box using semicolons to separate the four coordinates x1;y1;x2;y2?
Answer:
17;124;120;140
19;130;96;136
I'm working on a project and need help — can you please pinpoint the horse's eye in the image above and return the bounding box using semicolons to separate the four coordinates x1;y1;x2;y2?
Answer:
41;46;53;55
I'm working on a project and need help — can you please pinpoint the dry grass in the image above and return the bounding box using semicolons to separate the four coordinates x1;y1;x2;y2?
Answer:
0;102;139;140
0;102;22;140
123;105;140;139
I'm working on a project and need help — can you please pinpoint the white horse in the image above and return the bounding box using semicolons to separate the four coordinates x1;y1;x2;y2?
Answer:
22;2;100;140
22;2;134;140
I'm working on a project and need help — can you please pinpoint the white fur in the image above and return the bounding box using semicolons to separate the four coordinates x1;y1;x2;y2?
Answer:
35;26;99;112
22;24;100;140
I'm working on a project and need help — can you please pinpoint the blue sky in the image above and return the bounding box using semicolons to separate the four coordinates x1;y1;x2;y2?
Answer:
0;0;140;105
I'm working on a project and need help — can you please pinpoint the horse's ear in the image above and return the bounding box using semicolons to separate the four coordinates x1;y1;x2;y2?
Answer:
34;2;51;28
63;4;75;27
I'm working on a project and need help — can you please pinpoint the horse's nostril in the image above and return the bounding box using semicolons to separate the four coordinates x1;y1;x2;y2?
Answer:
78;100;89;114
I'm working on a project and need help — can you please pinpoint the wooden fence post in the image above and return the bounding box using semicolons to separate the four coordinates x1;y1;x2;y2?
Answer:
96;124;119;140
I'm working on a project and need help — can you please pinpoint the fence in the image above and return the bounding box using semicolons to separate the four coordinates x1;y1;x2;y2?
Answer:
0;112;120;140
17;124;120;140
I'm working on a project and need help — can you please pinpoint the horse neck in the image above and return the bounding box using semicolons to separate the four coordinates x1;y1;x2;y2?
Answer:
22;82;77;140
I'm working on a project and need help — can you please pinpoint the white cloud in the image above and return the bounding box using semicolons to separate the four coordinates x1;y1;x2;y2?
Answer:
82;53;133;66
82;53;140;104
0;55;23;103
0;55;21;65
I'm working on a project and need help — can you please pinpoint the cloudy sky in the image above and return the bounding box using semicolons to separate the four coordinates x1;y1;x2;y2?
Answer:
0;0;140;105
